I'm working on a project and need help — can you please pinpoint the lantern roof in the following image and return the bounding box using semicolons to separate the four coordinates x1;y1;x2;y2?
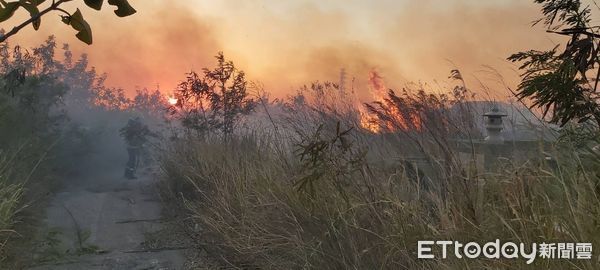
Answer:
484;105;507;117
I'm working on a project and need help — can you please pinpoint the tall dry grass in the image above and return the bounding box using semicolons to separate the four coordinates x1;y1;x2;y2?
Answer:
161;82;600;269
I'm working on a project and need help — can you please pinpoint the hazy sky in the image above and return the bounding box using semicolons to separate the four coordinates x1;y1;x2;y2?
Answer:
4;0;569;100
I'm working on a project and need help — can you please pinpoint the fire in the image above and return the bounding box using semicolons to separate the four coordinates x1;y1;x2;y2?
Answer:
360;69;422;133
368;70;386;97
168;97;178;105
360;109;380;133
359;69;387;133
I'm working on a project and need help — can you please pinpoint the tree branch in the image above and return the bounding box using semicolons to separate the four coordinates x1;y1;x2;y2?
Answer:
547;29;600;39
0;0;70;43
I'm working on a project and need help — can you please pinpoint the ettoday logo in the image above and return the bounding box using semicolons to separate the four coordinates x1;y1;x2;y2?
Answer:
417;240;592;264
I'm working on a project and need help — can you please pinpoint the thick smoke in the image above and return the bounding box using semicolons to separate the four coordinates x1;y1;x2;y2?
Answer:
6;0;561;101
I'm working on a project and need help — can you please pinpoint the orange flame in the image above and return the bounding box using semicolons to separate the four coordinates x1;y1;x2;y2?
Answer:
360;109;380;133
360;69;422;133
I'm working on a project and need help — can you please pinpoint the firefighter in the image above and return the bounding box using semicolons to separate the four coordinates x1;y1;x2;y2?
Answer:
120;117;154;179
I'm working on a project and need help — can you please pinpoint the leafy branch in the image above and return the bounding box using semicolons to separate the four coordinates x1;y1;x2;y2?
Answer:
509;0;600;127
0;0;136;45
173;52;256;136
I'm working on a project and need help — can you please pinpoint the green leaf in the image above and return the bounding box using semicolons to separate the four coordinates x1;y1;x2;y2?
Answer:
0;2;20;23
107;0;135;17
19;1;40;30
60;14;69;24
69;9;93;45
84;0;103;10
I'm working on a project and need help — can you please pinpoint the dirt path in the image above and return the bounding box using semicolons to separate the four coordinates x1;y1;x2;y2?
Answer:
25;150;186;270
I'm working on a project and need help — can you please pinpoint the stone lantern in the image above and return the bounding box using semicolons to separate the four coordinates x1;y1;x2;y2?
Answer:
483;105;507;143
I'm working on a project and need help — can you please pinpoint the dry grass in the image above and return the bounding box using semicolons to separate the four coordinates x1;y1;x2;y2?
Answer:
161;84;600;269
0;148;27;262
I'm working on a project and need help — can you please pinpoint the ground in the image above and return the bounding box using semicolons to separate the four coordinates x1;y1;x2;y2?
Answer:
17;147;188;270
